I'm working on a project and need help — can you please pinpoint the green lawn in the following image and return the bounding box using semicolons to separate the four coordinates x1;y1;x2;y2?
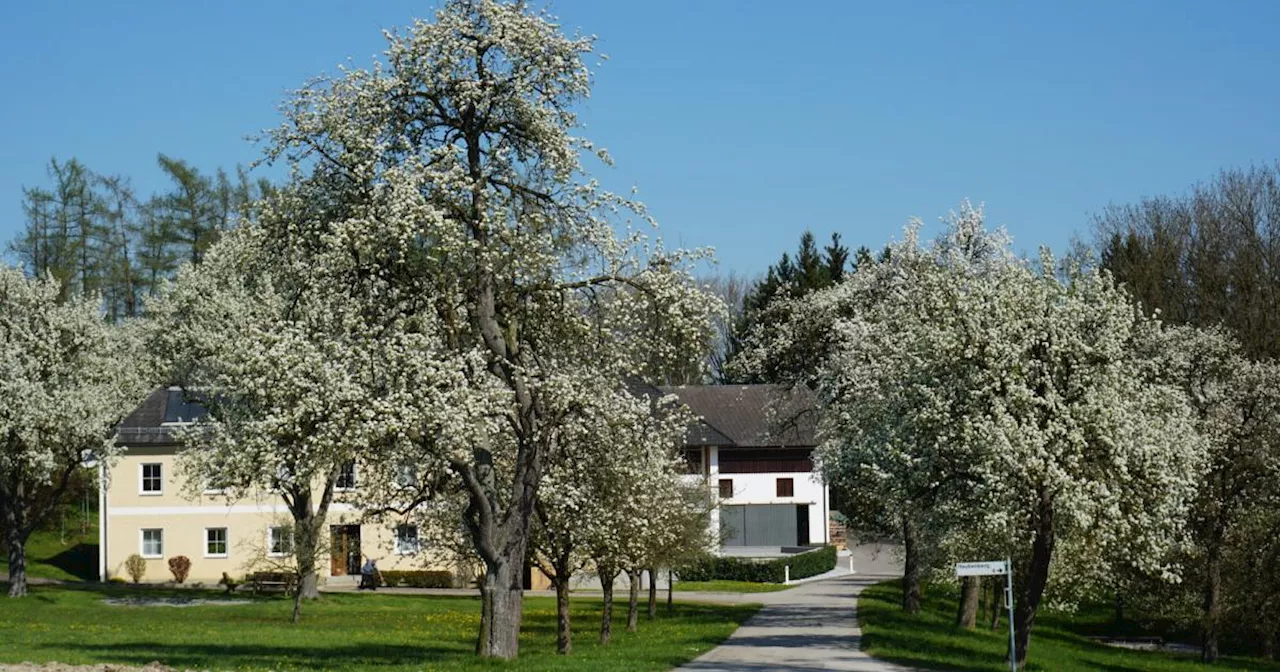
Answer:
0;584;757;671
673;579;792;593
0;524;98;582
858;579;1280;671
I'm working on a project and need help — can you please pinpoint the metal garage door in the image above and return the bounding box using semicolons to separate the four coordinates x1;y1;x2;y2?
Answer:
720;504;798;547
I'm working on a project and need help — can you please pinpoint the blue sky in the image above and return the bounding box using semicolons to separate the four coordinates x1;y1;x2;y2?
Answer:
3;1;1279;275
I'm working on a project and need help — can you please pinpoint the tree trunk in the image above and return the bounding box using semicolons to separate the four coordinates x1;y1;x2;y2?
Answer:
978;576;987;626
554;577;572;655
1114;592;1124;625
2;479;33;599
599;565;618;645
1014;493;1056;670
478;557;524;658
956;576;980;629
626;569;640;632
666;568;674;614
1202;542;1223;663
6;527;29;598
454;440;540;660
647;568;657;619
292;509;322;623
901;515;921;614
990;578;1002;630
1261;627;1275;660
286;489;328;624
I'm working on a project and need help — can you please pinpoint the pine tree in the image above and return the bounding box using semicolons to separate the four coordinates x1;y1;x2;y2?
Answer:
725;230;851;382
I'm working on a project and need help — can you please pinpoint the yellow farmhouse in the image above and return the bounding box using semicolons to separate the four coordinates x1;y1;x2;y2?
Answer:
99;387;455;586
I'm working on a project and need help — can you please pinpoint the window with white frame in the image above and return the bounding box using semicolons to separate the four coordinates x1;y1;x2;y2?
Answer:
268;526;293;556
141;528;164;558
140;463;163;494
336;460;356;490
205;528;228;558
395;525;420;554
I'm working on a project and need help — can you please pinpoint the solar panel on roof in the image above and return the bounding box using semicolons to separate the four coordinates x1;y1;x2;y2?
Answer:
163;389;210;424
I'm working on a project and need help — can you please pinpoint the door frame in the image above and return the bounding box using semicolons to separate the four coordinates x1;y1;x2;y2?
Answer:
329;524;362;576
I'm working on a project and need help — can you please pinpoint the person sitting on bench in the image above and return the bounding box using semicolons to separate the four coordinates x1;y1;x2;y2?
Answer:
359;558;379;590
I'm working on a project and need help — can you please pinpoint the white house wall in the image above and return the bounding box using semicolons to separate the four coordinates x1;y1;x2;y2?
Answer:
686;445;830;550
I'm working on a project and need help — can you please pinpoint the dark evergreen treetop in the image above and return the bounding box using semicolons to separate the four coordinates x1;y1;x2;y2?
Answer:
726;230;871;383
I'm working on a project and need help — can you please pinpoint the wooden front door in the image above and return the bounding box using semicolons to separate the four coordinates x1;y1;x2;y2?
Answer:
330;525;361;576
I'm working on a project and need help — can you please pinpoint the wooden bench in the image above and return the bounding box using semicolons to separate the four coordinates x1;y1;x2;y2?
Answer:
246;572;297;596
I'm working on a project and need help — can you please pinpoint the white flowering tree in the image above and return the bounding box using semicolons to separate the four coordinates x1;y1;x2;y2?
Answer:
1146;325;1280;662
0;265;149;597
150;225;389;623
735;205;1010;613
748;208;1205;668
250;0;719;657
531;386;691;653
579;412;689;646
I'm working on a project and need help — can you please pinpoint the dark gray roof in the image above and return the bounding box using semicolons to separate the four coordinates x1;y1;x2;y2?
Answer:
116;387;209;445
660;384;817;448
115;382;818;449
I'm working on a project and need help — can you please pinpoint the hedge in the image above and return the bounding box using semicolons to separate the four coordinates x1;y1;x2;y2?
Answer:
676;545;837;583
378;570;454;588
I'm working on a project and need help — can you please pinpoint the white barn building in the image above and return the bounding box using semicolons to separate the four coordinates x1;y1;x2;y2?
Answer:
661;384;829;552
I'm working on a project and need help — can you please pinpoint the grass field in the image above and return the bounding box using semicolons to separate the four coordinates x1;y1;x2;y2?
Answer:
672;579;792;593
0;524;98;582
0;583;757;671
858;579;1280;671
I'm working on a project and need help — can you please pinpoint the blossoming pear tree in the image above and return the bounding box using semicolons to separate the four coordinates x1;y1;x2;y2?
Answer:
530;386;692;653
248;0;719;657
0;265;149;597
744;206;1206;668
1144;325;1280;662
149;225;394;623
734;204;1013;613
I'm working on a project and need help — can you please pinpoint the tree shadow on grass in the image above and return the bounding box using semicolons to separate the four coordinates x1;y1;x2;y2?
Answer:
42;543;98;581
47;641;463;670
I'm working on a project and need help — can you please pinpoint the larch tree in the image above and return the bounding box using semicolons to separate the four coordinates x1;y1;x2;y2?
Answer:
8;158;105;301
0;265;149;597
245;0;719;658
151;154;223;266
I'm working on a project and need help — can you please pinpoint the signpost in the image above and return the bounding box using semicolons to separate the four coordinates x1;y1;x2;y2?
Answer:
957;559;1016;671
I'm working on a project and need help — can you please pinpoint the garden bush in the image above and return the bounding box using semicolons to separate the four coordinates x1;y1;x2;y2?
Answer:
379;570;454;588
787;544;837;580
167;556;191;583
124;554;146;583
676;545;836;583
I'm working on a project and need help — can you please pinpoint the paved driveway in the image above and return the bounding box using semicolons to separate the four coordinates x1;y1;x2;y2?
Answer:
674;573;913;672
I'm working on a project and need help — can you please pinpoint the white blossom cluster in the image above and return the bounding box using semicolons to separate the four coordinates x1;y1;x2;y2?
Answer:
740;203;1209;609
0;265;148;487
1;265;150;594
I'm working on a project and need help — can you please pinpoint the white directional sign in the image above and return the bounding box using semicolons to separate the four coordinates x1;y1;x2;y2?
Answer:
955;560;1009;577
957;558;1017;671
